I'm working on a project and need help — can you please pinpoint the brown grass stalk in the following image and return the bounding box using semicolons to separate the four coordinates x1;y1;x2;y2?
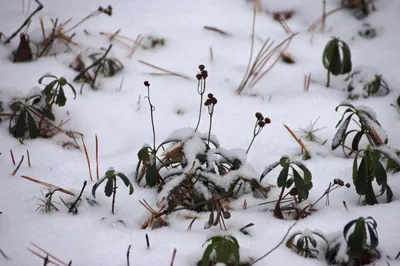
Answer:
138;60;193;81
29;243;69;266
304;73;311;92
307;6;343;32
81;135;93;181
203;26;231;36
21;175;75;196
283;124;311;159
170;248;177;266
26;149;31;167
95;134;99;180
11;155;24;176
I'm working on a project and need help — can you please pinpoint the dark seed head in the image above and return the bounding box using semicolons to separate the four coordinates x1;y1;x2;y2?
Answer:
98;6;104;11
210;97;217;105
345;183;351;188
204;99;211;106
196;74;202;80
255;112;263;120
144;81;150;87
338;180;344;186
264;117;271;124
199;64;205;71
258;121;266;127
333;179;338;185
201;70;208;79
208;93;213;99
289;187;297;196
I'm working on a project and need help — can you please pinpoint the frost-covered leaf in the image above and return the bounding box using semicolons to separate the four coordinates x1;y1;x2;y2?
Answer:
260;161;280;182
332;114;353;150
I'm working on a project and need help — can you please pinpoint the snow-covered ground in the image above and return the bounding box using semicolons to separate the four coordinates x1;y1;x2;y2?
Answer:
1;0;400;265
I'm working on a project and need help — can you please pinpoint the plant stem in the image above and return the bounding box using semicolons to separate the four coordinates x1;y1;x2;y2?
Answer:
274;187;286;219
207;113;213;147
146;86;156;151
194;91;203;132
111;178;116;214
326;71;330;87
246;135;256;154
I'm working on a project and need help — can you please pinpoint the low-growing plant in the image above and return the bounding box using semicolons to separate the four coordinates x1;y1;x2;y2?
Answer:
142;36;166;49
322;37;352;88
353;145;400;205
341;0;376;19
286;229;328;259
35;188;61;214
332;102;387;157
297;117;327;145
346;67;390;100
38;74;76;109
343;216;380;265
200;235;242;266
260;156;313;219
92;168;134;214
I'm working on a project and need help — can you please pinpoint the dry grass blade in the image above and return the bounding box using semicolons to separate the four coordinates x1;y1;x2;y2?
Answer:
209;46;214;62
29;243;70;266
307;6;343;32
21;175;75;196
10;149;16;165
11;155;24;176
0;249;9;260
26;149;31;167
304;73;311;92
203;26;231;36
283;124;311;159
138;60;193;81
81;135;93;181
139;199;168;229
95;134;99;180
170;248;177;266
128;34;143;58
237;28;298;94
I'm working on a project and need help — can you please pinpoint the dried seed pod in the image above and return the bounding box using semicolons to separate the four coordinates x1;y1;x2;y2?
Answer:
201;70;208;79
144;81;150;87
204;99;211;106
210;97;217;105
346;183;351;188
255;112;263;120
208;93;213;99
264;117;271;124
258;121;266;127
199;64;205;71
196;74;202;80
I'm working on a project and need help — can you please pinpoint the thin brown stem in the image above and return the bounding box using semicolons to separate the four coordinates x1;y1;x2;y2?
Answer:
203;26;231;36
139;60;193;81
95;134;99;180
111;178;116;214
170;248;177;266
11;155;24;176
10;149;16;165
81;135;93;181
26;149;31;167
4;0;43;44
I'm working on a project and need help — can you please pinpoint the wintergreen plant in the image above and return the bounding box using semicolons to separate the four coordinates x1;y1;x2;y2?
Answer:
332;102;387;157
260;156;312;219
353;145;400;205
92;168;133;214
322;37;352;87
343;216;380;264
286;229;328;259
200;235;240;266
39;74;76;108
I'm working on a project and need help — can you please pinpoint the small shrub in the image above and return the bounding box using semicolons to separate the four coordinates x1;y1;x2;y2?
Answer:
260;156;312;219
286;229;328;259
38;74;76;109
322;37;352;88
332;102;387;156
200;235;242;266
92;168;134;214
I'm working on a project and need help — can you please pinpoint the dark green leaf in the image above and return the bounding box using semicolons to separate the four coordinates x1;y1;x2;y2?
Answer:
38;74;57;84
55;87;67;106
343;219;357;239
138;147;150;161
277;166;289;187
340;40;352;74
91;176;107;197
332;114;353;150
260;161;280;182
352;132;364;152
347;218;367;258
371;152;387;186
323;38;338;69
58;77;67;86
201;244;214;266
280;156;290;167
15;110;27;138
146;162;158;187
366;224;379;250
292;161;312;184
116;173;134;195
355;157;368;195
285;178;294;188
104;178;114;197
27;112;39;138
293;167;309;200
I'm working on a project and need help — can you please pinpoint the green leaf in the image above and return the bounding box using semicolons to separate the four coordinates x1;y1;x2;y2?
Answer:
260;161;280;182
215;242;231;263
343;219;358;239
371;152;387;186
293;167;309;200
91;176;107;197
292;161;312;185
146;162;158;187
66;82;77;99
355;157;368;195
41;108;55;121
116;173;134;195
332;114;353;150
138;147;150;161
55;87;67;106
201;244;214;266
353;152;360;184
27;112;39;138
277;166;289;187
279;156;290;167
58;77;67;86
15;110;27;138
347;218;367;259
335;108;354;128
366;223;379;250
104;178;114;197
340;40;352;74
323;38;338;69
285;178;294;188
38;74;57;84
352;132;364;152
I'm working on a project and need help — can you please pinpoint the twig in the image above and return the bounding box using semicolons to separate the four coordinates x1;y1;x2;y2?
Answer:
91;45;113;88
239;223;254;235
81;135;93;181
10;149;16;165
138;60;193;81
68;181;87;213
21;175;75;196
170;248;177;266
203;26;231;36
11;155;24;176
126;245;131;266
95;134;99;180
27;150;31;167
145;234;150;249
4;0;43;44
250;222;298;265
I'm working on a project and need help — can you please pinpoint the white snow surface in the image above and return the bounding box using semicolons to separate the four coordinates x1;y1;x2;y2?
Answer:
1;0;400;265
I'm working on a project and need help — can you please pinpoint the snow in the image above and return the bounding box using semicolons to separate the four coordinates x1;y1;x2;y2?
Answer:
1;0;400;266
